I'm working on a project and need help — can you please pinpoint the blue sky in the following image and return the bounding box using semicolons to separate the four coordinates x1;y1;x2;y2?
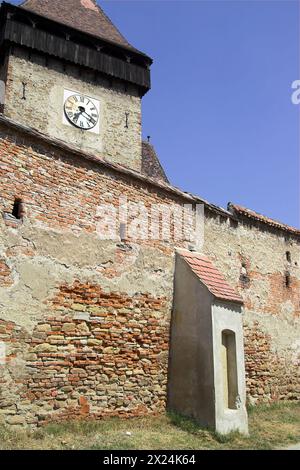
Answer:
13;0;300;227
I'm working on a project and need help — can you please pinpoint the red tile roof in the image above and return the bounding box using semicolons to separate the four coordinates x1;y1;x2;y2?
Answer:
228;203;300;237
21;0;135;50
178;250;243;304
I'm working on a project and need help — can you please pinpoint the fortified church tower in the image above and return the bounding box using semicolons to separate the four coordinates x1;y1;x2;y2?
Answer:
0;0;152;171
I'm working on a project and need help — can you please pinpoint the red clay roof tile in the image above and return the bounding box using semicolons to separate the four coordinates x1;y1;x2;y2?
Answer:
178;249;243;304
228;203;300;236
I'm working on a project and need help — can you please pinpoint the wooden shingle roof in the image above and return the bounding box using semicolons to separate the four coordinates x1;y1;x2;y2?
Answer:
21;0;134;49
141;141;169;183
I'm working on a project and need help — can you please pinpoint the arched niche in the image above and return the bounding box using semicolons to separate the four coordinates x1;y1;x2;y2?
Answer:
221;329;239;410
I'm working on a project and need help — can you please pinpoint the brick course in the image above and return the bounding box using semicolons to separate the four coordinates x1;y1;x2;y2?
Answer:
244;322;300;402
0;284;169;426
0;259;12;286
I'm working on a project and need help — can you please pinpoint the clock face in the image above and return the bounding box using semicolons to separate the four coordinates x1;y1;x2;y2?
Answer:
64;94;99;130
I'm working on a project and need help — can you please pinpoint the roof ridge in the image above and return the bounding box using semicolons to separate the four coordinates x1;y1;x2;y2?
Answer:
92;0;131;48
141;141;169;184
228;203;300;236
20;0;136;50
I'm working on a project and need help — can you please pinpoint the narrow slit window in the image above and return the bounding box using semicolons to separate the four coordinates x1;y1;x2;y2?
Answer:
221;330;238;410
285;272;291;288
12;199;23;220
286;251;291;263
119;223;127;241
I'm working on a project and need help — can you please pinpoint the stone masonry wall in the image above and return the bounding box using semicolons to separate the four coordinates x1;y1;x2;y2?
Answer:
244;323;299;402
0;123;299;426
0;285;168;426
204;214;300;404
3;48;142;172
0;123;182;426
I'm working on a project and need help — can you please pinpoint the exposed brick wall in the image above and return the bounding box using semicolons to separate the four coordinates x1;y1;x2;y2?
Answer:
244;322;300;403
0;129;193;244
237;255;300;317
0;124;299;426
204;215;300;403
0;285;169;426
0;259;13;286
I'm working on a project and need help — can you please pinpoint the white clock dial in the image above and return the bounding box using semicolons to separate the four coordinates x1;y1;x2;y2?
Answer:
64;94;99;130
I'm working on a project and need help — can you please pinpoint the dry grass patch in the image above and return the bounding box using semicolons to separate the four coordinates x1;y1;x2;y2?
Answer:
0;402;299;450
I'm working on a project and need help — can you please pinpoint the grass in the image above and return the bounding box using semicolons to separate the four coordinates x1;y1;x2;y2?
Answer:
0;402;299;450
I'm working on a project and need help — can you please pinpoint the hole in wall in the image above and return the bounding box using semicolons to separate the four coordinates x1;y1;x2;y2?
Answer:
12;199;24;220
240;262;250;288
285;272;291;288
230;219;238;229
286;251;291;263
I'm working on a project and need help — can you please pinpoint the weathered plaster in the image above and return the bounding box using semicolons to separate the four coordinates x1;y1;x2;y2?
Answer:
0;124;299;427
3;49;142;171
212;302;248;434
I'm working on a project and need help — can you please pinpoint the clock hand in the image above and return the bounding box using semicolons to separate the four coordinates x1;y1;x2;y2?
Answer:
74;110;82;120
75;106;93;122
82;110;94;121
81;110;97;125
72;105;84;118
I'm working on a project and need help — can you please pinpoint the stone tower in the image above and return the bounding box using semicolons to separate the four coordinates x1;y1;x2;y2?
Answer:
0;0;152;171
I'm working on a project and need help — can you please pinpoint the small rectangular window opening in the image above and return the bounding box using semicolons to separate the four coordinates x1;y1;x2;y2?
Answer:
286;251;291;263
285;272;291;289
12;199;23;220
